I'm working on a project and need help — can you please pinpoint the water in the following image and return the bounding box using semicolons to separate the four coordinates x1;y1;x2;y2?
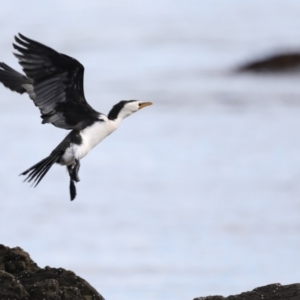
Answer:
1;1;300;299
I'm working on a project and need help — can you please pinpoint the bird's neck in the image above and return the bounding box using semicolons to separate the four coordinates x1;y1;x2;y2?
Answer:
107;105;133;132
107;114;124;130
108;105;131;121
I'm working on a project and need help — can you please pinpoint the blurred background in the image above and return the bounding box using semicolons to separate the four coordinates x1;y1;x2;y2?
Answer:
1;1;300;299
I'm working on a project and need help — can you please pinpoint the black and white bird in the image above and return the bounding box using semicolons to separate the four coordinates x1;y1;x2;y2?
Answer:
0;34;152;200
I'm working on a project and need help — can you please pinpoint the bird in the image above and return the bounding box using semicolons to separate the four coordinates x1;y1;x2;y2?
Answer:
0;33;152;201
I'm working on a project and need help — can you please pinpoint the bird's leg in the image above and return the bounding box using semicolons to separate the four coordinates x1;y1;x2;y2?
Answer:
67;159;80;182
67;160;80;201
73;159;80;182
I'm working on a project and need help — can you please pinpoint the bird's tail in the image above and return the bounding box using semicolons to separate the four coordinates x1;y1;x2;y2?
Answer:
20;153;60;187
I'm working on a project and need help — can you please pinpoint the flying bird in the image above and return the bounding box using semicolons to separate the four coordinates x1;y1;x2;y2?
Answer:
0;34;152;200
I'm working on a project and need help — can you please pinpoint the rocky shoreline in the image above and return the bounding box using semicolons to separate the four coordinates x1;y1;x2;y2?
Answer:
0;244;299;300
194;283;300;300
0;244;104;300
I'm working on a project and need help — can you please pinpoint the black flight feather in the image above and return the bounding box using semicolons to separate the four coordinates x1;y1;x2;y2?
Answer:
11;33;100;130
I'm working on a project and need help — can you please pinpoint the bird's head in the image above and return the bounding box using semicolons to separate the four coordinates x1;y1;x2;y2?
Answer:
108;100;153;120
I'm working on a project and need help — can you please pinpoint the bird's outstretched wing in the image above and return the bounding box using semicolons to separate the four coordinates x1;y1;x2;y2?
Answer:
0;62;33;94
13;33;99;130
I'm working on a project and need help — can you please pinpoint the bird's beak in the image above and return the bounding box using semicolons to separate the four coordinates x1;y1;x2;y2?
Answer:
139;102;153;109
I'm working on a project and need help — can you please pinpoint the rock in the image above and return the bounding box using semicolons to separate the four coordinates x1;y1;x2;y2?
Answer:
237;53;300;73
2;244;299;300
0;244;104;300
194;283;300;300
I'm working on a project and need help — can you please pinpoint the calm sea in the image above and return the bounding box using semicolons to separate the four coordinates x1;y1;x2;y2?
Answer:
1;1;300;299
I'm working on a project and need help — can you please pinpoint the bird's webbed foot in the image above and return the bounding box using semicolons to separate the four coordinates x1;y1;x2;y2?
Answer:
67;159;80;201
69;179;77;201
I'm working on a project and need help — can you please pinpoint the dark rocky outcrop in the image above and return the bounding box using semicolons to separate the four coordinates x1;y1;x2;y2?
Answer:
237;53;300;73
0;244;104;300
194;283;300;300
1;244;299;300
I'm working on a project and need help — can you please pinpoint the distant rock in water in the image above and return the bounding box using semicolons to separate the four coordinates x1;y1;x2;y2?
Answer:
193;283;300;300
0;244;104;300
237;52;300;73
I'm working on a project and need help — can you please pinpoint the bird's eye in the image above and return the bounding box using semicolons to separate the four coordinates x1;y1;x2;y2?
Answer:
138;103;142;107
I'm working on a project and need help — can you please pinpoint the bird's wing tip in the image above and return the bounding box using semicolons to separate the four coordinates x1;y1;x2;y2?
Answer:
16;33;24;38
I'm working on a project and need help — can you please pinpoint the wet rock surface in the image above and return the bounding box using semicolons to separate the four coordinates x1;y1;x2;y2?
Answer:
1;244;299;300
0;244;104;300
237;53;300;73
194;283;300;300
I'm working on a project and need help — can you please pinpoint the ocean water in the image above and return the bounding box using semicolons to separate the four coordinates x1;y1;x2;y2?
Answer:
1;1;300;299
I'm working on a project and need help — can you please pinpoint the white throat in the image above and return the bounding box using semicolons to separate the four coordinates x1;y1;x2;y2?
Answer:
80;116;122;152
61;116;123;166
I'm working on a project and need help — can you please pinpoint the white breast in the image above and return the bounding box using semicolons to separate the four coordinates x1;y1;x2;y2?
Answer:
60;117;119;166
79;120;117;156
